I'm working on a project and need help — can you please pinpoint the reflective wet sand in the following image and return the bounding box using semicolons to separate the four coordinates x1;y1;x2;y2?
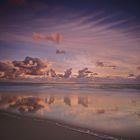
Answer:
0;92;140;139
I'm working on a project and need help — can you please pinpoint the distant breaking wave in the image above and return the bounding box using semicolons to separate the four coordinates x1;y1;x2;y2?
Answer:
0;82;140;89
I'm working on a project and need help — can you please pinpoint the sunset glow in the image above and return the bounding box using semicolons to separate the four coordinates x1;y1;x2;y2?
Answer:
0;0;140;82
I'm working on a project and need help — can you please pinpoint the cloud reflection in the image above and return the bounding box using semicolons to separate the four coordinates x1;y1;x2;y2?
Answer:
0;92;140;138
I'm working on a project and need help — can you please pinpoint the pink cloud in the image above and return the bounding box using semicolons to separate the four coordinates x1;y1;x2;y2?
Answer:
33;33;64;44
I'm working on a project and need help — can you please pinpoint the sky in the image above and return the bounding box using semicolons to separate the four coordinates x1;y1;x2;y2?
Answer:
0;0;140;78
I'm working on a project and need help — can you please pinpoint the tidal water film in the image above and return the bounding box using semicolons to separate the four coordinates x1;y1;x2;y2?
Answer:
0;83;140;140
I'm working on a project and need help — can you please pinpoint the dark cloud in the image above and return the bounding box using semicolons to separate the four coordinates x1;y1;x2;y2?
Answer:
0;56;49;79
96;61;116;69
107;64;117;69
0;61;14;72
84;70;93;74
49;69;57;77
128;73;135;77
96;61;104;67
0;61;19;78
96;109;105;114
33;33;64;44
24;56;47;69
137;66;140;70
64;68;72;78
93;73;98;75
56;50;66;54
90;72;98;77
0;57;73;80
77;68;88;78
13;56;49;75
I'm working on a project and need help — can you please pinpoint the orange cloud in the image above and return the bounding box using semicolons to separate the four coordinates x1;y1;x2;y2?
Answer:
32;33;43;42
33;33;64;44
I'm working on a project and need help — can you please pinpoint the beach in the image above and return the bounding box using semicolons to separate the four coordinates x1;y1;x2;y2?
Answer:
0;111;104;140
0;83;140;140
0;0;140;139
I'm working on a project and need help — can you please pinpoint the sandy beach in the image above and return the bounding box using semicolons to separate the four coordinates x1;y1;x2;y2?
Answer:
0;111;105;140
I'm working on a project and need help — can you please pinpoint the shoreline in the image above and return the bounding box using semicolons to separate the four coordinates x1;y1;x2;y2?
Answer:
0;110;106;140
0;110;126;140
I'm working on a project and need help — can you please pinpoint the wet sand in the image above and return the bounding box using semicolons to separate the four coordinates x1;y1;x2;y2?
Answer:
0;111;104;140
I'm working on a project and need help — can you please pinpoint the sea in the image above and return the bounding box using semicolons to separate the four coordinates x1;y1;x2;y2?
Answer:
0;82;140;140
